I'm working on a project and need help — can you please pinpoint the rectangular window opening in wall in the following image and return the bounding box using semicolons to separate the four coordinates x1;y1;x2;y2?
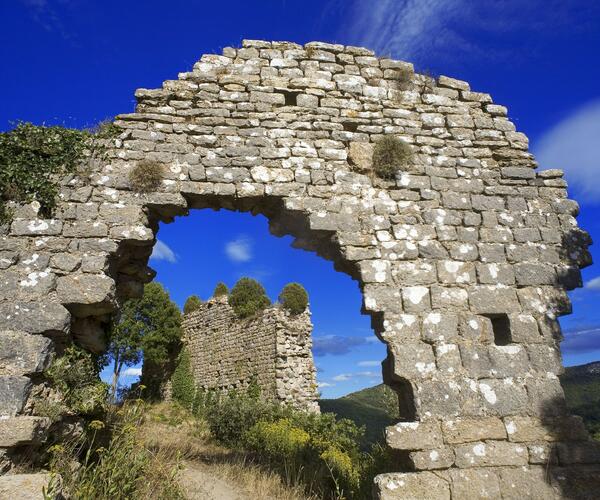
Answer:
279;90;300;106
485;313;512;345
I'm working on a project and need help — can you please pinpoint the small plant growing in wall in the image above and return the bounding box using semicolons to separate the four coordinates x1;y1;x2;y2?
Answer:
279;282;309;315
372;136;413;180
183;295;202;315
213;282;229;298
228;277;271;318
129;159;164;192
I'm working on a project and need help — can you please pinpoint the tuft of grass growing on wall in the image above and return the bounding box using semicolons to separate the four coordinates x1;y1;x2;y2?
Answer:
279;283;309;315
372;136;413;180
129;159;164;192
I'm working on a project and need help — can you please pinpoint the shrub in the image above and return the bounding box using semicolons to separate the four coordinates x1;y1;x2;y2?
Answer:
129;159;164;192
279;283;308;315
170;349;196;411
372;136;412;179
213;282;229;297
45;345;108;416
228;277;271;318
183;295;202;315
0;123;88;224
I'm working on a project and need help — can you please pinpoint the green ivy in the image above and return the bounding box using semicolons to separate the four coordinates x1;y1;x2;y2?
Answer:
0;121;117;224
170;348;196;410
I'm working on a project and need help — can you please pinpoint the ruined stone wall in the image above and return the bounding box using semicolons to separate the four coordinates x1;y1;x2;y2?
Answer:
1;39;599;498
182;296;319;411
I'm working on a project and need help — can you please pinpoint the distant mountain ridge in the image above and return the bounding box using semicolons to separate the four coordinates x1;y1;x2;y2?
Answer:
320;361;600;445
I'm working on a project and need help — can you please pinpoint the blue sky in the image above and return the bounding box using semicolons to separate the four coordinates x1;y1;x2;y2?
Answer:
1;0;600;397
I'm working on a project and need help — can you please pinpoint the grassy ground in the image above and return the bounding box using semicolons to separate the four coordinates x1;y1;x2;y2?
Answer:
140;403;312;500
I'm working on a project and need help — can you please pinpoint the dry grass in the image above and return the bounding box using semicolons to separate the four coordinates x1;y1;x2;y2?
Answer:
139;403;313;500
129;159;164;192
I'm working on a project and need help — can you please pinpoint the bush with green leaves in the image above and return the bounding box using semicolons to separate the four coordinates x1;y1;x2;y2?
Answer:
183;295;202;315
213;282;229;297
44;345;108;417
170;348;196;410
372;136;412;179
129;159;164;192
228;277;271;318
279;282;309;315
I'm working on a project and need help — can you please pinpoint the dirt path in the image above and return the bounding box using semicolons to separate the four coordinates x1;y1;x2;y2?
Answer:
179;461;247;500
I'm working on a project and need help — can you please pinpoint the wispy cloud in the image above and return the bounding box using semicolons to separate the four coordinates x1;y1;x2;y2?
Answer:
585;277;600;290
19;0;73;39
150;240;177;263
313;335;369;356
121;367;142;377
358;360;380;367
340;1;599;66
225;236;253;263
331;371;380;382
562;327;600;354
535;99;600;203
318;382;335;388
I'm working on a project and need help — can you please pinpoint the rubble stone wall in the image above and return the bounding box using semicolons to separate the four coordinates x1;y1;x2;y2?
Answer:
182;296;319;412
0;39;598;498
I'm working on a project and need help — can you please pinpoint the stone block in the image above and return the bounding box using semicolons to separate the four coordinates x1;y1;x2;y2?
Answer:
56;274;116;315
437;261;475;285
497;466;559;500
454;440;528;467
446;468;501;500
468;286;521;314
388;341;436;379
0;375;31;417
422;312;458;343
409;447;454;470
0;302;70;335
0;473;55;500
385;421;443;450
374;472;450;500
477;378;528;416
442;417;506;444
0;331;53;375
514;263;556;286
11;219;63;236
0;416;50;447
556;441;600;464
348;142;373;173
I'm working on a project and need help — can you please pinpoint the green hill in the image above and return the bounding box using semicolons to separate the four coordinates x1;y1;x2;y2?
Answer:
320;361;600;445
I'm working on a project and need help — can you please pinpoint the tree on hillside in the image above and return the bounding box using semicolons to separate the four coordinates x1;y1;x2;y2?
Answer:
183;295;202;315
104;282;182;400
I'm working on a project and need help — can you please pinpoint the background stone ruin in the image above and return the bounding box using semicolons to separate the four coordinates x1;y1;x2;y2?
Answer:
181;296;319;412
1;39;599;498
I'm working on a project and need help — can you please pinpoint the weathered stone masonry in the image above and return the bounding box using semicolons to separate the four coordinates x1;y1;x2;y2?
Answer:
182;296;319;412
1;39;599;497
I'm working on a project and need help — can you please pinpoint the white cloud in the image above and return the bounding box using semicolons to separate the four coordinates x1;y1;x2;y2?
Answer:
225;236;252;263
318;382;335;388
150;240;177;263
535;100;600;203
358;360;380;367
585;276;600;290
333;373;352;382
121;367;142;377
357;371;379;377
343;0;461;62
340;1;598;66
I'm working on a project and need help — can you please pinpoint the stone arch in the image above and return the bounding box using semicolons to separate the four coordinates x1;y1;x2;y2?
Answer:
1;39;599;497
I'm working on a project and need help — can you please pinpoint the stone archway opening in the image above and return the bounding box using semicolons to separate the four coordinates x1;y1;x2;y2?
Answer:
108;195;398;413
